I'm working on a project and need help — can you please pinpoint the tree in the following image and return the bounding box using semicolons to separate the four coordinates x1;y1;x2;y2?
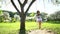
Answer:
30;12;35;17
47;11;60;21
0;10;3;22
11;0;36;34
2;12;11;22
41;12;48;21
14;14;20;22
51;0;60;5
0;10;3;15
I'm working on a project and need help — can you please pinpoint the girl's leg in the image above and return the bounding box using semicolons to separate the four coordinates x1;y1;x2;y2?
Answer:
39;22;41;29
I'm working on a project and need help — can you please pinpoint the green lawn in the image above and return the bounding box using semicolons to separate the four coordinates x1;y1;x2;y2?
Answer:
0;21;60;34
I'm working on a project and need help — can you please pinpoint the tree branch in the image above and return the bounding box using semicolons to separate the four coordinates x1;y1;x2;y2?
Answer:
11;0;21;13
25;0;36;14
18;0;22;7
17;0;28;13
23;0;28;7
18;0;28;7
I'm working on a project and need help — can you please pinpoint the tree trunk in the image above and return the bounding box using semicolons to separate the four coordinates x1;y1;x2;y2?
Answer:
11;0;36;34
19;14;26;34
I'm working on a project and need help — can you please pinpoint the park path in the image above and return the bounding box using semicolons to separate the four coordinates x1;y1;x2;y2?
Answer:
27;29;56;34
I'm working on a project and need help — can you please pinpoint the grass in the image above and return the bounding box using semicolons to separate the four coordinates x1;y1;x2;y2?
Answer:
0;21;60;34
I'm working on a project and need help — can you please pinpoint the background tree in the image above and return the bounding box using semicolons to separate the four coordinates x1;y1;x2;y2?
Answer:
41;12;48;21
47;11;60;21
0;10;3;15
51;0;60;5
29;12;35;17
11;0;36;34
2;12;11;22
0;10;3;22
14;14;20;22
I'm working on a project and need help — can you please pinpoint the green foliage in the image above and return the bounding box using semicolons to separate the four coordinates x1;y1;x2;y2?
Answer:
0;10;3;14
9;12;14;18
30;12;35;17
0;16;3;22
0;10;18;23
10;18;16;22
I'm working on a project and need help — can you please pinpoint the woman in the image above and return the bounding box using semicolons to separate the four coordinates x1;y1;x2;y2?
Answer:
35;10;42;29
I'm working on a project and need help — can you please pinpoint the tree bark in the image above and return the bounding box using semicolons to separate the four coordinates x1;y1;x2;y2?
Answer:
19;14;26;34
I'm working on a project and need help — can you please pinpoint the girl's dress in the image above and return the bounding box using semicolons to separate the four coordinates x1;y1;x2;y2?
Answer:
35;14;42;22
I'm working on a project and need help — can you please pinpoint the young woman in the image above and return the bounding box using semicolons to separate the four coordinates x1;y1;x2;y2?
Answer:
35;10;42;29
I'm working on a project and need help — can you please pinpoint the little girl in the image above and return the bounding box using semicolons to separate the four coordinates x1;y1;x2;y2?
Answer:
35;10;42;29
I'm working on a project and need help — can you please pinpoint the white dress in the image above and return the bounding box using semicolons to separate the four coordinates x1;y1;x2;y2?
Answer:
34;15;42;22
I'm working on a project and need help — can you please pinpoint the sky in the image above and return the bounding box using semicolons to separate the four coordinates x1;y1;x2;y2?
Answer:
0;0;60;15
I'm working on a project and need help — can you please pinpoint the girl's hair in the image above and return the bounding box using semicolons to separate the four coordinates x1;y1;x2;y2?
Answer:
36;10;40;16
37;10;40;14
